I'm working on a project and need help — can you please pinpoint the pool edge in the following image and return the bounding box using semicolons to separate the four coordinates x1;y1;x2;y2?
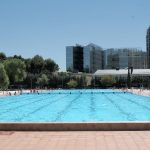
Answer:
1;122;150;131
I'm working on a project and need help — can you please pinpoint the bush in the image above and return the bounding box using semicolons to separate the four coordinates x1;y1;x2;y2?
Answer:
67;79;78;88
101;75;116;87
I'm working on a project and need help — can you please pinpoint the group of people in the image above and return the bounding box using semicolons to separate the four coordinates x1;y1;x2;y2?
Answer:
29;89;39;94
7;90;23;96
0;89;40;96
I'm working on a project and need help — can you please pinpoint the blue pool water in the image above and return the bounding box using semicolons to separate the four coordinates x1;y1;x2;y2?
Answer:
0;89;150;122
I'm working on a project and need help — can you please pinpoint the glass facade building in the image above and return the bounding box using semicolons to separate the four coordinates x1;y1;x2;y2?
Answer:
66;46;73;71
66;44;147;73
66;45;83;72
66;44;103;73
83;43;103;73
104;48;147;69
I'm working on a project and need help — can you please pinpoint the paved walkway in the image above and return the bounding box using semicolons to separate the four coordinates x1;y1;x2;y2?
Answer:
0;131;150;150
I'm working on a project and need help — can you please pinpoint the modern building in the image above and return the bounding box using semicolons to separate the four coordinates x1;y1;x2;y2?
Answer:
103;48;147;69
66;43;103;73
66;44;147;73
66;45;83;72
146;26;150;68
83;43;103;73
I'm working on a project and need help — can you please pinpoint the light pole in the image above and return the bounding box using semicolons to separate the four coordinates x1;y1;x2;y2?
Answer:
127;66;133;89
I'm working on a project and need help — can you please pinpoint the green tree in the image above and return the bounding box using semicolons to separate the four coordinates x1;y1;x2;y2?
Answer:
37;74;49;88
48;75;59;88
24;56;59;88
101;75;116;87
0;63;9;89
30;55;44;74
4;59;26;84
67;79;78;88
13;55;24;60
44;58;59;73
25;73;37;89
24;58;31;72
0;52;6;60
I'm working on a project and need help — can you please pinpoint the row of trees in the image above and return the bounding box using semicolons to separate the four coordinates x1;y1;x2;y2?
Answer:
0;52;59;90
93;75;150;88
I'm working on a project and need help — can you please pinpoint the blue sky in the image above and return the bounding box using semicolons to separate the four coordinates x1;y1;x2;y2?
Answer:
0;0;150;71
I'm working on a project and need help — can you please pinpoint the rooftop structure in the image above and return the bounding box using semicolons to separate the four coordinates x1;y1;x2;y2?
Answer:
94;69;150;76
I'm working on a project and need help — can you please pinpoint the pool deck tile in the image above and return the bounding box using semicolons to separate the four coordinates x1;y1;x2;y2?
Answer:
0;131;150;150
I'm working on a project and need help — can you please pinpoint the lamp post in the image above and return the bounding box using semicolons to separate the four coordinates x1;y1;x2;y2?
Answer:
127;66;133;89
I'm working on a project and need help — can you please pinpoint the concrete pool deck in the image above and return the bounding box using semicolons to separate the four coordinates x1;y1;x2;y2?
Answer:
0;131;150;150
0;88;150;97
121;89;150;97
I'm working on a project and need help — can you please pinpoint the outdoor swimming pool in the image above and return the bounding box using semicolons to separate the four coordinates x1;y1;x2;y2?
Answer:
0;89;150;122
